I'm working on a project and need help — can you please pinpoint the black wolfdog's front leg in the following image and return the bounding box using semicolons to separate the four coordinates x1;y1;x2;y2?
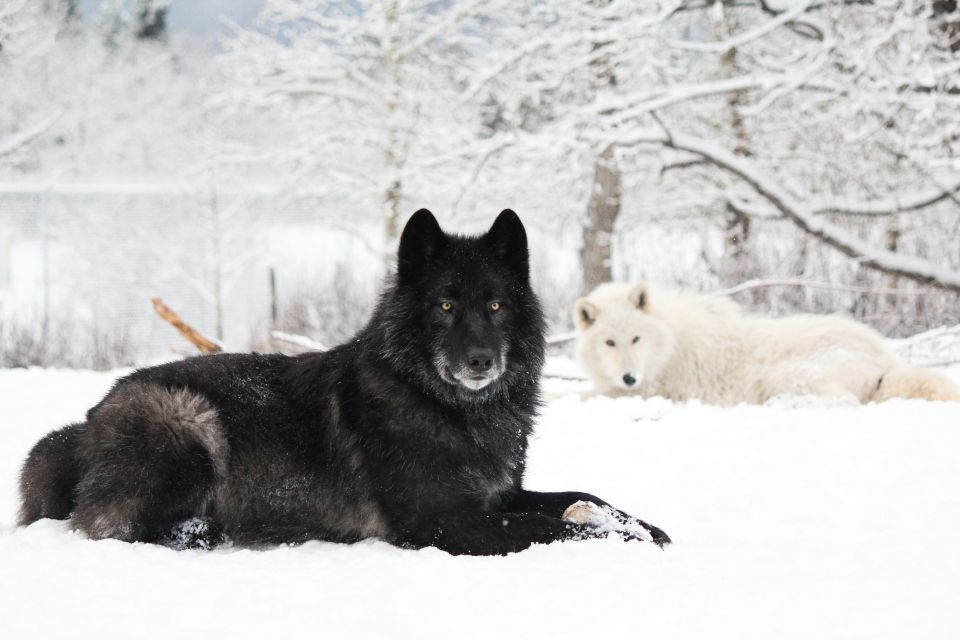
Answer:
396;490;670;556
397;511;601;556
505;489;671;547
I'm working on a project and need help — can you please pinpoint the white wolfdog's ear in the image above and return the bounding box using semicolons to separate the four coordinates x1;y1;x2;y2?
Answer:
573;298;599;330
628;283;648;310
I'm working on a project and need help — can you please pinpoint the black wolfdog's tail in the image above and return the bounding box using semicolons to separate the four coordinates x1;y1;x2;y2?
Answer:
18;423;86;526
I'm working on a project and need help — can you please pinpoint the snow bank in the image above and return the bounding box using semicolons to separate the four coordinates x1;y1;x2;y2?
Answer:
1;366;959;639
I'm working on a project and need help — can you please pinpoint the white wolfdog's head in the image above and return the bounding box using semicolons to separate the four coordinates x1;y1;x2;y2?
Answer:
573;282;676;394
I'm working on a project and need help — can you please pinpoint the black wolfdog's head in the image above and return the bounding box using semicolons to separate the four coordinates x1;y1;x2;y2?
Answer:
370;209;546;405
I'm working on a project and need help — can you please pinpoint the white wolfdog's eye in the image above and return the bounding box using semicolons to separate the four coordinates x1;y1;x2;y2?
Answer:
605;339;615;347
632;336;640;344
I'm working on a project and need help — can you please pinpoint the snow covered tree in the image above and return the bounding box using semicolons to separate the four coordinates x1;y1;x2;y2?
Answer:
476;0;960;330
214;0;522;259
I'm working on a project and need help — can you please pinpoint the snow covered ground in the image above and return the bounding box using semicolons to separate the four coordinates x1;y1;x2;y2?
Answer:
2;364;959;639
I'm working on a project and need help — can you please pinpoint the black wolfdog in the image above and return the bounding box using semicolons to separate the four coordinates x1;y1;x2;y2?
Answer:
19;210;669;555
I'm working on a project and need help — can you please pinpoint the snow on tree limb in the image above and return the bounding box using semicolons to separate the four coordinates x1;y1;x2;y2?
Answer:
394;0;489;61
811;178;960;216
461;36;552;103
890;325;960;368
713;278;929;297
729;178;960;219
0;111;61;159
669;0;817;54
618;129;960;294
592;74;792;122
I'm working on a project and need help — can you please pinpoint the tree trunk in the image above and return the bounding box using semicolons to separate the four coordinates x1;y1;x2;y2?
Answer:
933;1;959;52
381;0;404;271
136;0;168;40
580;144;621;295
716;0;758;289
883;219;902;327
208;186;224;342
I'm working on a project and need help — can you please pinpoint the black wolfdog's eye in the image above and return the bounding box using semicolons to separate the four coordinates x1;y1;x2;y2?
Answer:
605;339;615;347
441;301;454;312
632;336;640;344
490;301;501;313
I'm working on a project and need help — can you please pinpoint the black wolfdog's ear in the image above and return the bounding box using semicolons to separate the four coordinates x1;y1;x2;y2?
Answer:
398;209;445;283
486;209;529;278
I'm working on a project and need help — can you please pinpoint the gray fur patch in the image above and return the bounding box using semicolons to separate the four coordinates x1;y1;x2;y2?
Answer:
73;383;229;541
100;382;228;479
85;498;139;541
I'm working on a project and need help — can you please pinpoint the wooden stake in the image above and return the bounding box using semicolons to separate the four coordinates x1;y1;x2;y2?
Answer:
151;297;222;354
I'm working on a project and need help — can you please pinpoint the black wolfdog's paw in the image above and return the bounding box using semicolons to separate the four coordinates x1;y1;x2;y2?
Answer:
628;520;671;547
158;517;224;550
563;501;671;547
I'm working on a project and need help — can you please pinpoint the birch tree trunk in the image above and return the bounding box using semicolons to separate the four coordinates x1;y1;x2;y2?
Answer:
580;144;621;295
208;186;225;342
580;0;621;295
716;0;758;287
382;0;404;268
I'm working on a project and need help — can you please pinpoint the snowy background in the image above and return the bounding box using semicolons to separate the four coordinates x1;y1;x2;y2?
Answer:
2;1;960;638
2;0;960;364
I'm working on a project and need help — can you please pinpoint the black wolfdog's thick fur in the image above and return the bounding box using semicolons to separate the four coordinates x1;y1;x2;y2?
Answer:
19;209;669;555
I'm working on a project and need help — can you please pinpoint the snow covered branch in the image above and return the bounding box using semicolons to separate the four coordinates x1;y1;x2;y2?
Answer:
811;178;960;217
0;111;61;159
713;278;929;297
618;129;960;294
592;74;794;124
394;0;490;61
669;0;817;54
890;325;960;368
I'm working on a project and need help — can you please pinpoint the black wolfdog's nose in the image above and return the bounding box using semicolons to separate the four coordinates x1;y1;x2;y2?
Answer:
623;373;636;386
467;351;495;373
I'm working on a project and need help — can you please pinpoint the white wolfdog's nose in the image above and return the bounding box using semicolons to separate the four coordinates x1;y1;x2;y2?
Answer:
623;373;637;386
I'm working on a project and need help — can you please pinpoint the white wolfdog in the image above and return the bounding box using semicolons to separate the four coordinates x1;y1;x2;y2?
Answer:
574;282;960;405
